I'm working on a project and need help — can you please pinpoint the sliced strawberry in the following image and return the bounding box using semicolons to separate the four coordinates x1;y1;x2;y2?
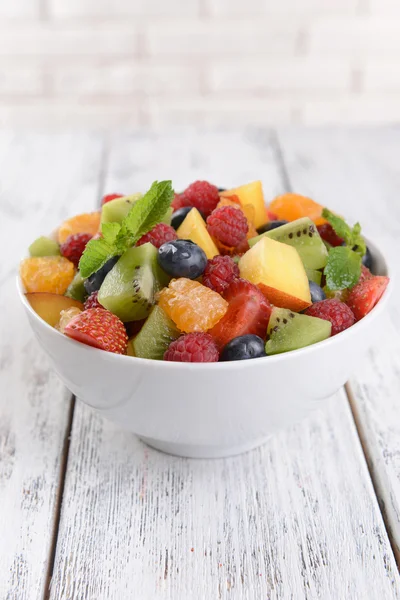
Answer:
210;278;272;349
347;276;389;321
64;307;128;354
358;265;373;284
317;223;344;247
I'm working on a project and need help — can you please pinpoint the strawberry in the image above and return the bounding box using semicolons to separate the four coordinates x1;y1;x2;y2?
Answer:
101;193;123;206
210;278;272;349
347;276;389;321
64;307;128;354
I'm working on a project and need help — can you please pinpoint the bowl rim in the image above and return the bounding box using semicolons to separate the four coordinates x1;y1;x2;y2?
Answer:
17;234;394;370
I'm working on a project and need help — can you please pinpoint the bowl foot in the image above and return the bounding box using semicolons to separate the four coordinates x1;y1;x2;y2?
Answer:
138;435;270;459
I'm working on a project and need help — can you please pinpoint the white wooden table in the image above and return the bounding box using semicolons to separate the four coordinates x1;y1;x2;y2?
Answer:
1;128;400;600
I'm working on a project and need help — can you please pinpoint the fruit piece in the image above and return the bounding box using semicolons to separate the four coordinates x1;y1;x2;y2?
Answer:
127;340;135;356
125;319;146;338
58;307;82;333
58;212;101;244
220;334;266;361
222;181;267;229
101;193;124;206
65;271;87;302
239;237;311;311
362;246;373;270
25;293;84;327
309;281;326;303
84;256;119;296
269;193;326;226
346;276;389;321
98;243;168;322
206;206;248;247
171;206;205;230
202;255;239;294
359;265;373;283
29;236;60;257
64;307;128;354
324;287;350;303
210;278;272;349
100;193;142;224
177;207;219;259
305;268;322;286
267;210;278;221
181;181;220;217
158;239;207;279
164;333;219;363
317;223;344;247
136;223;177;249
265;307;331;355
305;299;355;336
84;291;102;310
159;278;228;333
60;232;92;267
172;192;191;211
257;220;288;234
162;207;173;225
20;256;75;295
132;305;180;360
249;217;328;270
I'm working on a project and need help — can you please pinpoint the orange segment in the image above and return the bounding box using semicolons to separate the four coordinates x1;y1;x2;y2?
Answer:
158;278;228;333
20;257;75;294
269;193;326;226
58;212;101;244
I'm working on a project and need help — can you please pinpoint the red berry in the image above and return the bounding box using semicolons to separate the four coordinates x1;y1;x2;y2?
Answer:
60;233;92;267
172;193;190;211
346;276;389;321
202;256;240;294
181;181;220;217
267;210;278;221
206;206;248;247
136;223;178;249
358;265;373;284
164;333;219;362
210;278;272;349
317;223;344;247
84;291;102;310
64;307;128;354
102;193;123;206
304;299;355;336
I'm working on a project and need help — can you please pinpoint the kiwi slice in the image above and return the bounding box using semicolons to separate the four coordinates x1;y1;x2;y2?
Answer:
65;271;87;302
265;307;331;355
98;243;169;322
305;267;322;286
132;305;180;360
249;217;328;270
101;193;142;224
162;207;173;225
29;236;60;257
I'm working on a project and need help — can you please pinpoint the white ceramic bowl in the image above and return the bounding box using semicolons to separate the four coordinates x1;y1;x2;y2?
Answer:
18;237;392;458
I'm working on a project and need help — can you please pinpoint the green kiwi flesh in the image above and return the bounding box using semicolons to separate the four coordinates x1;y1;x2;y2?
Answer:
305;267;322;286
101;193;142;224
29;236;60;257
98;243;169;322
265;307;331;355
132;305;180;360
249;217;328;270
65;271;87;302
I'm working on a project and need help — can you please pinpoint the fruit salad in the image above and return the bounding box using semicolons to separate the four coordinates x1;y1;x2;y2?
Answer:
20;180;389;363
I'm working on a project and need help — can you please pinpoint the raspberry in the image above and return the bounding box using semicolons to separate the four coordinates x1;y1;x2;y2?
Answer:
172;193;190;211
102;193;123;206
164;333;219;362
267;210;278;221
206;206;248;247
202;256;239;294
181;181;220;217
60;233;92;267
317;223;344;247
136;223;177;249
304;299;355;336
359;265;373;284
84;291;102;311
64;307;128;354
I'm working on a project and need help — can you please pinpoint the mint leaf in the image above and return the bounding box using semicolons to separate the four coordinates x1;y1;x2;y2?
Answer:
351;222;367;258
321;208;353;245
101;221;121;244
324;246;362;291
79;237;118;279
122;180;173;244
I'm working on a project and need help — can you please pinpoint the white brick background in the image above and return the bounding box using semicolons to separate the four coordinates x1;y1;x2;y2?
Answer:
1;0;400;128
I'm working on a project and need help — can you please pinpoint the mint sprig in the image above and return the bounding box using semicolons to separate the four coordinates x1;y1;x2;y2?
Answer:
79;180;173;278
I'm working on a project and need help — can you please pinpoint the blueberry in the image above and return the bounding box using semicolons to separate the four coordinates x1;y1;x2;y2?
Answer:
220;334;267;361
158;239;207;279
218;187;227;192
171;207;205;230
257;220;288;234
309;280;326;303
84;255;119;295
362;246;373;270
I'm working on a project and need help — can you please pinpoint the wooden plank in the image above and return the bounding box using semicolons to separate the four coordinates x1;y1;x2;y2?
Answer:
277;126;400;561
50;130;400;599
0;133;105;600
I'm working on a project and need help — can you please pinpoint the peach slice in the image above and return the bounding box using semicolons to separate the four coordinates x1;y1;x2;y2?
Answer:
25;292;84;327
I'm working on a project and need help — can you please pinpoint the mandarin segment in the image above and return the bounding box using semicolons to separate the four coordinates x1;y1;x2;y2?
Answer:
58;212;101;244
269;193;326;226
158;278;228;333
20;257;75;294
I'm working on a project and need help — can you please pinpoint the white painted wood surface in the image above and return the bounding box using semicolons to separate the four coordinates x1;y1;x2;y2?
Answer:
278;127;400;561
43;131;400;599
0;133;105;600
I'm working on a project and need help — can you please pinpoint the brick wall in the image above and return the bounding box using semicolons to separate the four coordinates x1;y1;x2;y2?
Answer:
1;0;400;128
